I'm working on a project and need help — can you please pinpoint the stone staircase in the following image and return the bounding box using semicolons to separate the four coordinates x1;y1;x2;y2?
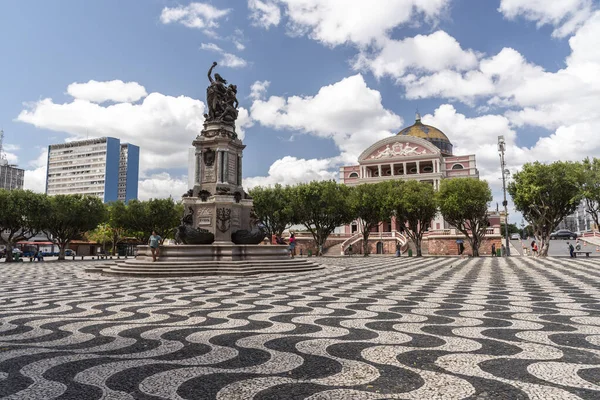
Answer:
88;258;323;277
323;243;344;256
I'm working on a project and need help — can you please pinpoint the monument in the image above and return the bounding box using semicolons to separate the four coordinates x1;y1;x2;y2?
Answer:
97;62;322;276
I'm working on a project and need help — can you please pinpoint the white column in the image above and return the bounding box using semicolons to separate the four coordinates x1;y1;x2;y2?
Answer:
416;161;421;175
391;163;395;176
403;162;407;175
378;164;382;177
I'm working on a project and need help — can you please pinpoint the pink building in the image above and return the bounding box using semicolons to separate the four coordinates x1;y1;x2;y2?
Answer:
338;114;500;255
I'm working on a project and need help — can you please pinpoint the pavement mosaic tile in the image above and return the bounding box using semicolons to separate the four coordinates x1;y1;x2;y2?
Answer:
2;257;600;399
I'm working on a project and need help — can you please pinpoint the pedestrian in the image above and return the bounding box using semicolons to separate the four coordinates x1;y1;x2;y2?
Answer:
395;243;401;257
531;240;538;257
456;239;464;256
148;231;162;262
288;233;296;259
501;244;506;257
300;248;303;257
348;244;353;256
491;243;496;257
568;242;575;258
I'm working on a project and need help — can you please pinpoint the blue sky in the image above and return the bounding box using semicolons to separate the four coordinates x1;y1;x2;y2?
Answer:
1;0;599;218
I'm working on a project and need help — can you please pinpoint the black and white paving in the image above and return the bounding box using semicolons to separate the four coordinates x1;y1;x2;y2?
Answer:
2;257;600;399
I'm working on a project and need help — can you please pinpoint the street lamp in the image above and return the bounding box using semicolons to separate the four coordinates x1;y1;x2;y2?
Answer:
498;136;510;256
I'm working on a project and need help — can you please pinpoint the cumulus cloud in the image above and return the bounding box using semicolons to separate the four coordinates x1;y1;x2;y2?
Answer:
66;80;148;104
248;0;281;29
23;149;48;193
200;43;248;68
264;0;449;47
249;80;270;100
354;31;479;80
160;2;230;34
243;156;337;188
250;74;402;163
498;0;594;38
138;172;189;201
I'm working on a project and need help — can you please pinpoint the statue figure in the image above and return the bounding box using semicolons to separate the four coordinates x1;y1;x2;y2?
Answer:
174;206;215;245
205;61;238;127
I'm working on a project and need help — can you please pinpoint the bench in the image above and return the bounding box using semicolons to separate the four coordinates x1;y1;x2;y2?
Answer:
574;251;592;257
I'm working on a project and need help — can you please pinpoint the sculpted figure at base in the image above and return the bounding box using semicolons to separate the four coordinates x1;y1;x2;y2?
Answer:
175;207;215;245
231;223;267;245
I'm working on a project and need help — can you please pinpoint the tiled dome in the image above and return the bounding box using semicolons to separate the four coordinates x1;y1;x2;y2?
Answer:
397;113;453;155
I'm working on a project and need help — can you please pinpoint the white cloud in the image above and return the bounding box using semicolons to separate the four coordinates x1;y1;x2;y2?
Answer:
354;31;479;80
250;74;402;163
66;80;148;104
498;0;594;38
243;156;337;189
138;173;189;201
271;0;450;47
236;107;253;141
248;0;281;29
23;149;48;193
160;2;231;33
234;41;246;51
17;85;206;176
249;80;270;100
200;43;248;68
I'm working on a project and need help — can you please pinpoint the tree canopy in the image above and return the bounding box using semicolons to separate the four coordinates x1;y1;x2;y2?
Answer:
508;161;582;256
43;194;108;260
290;180;353;255
124;198;182;243
249;184;294;239
348;182;395;256
0;190;49;262
437;178;492;257
393;180;437;257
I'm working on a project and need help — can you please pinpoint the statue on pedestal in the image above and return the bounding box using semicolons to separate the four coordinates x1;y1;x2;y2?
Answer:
205;62;239;128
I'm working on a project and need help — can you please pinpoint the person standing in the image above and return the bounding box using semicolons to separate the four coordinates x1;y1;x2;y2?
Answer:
395;243;401;257
531;240;538;257
491;243;496;257
149;231;162;262
568;242;575;258
456;239;464;256
288;233;296;259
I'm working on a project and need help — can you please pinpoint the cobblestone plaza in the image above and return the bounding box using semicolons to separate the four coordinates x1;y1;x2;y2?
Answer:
2;257;600;399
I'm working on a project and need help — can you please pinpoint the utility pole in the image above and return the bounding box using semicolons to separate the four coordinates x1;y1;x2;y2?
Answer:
498;136;510;256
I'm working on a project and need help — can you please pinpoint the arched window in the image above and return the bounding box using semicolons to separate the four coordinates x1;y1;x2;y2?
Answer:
348;172;359;178
452;164;464;170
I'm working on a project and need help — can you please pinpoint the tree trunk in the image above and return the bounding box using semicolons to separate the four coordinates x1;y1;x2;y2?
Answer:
5;243;14;263
539;235;550;257
362;230;371;257
58;243;67;260
415;236;422;257
471;236;480;257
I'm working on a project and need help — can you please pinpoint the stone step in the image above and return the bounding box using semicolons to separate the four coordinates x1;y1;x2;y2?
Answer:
101;264;322;276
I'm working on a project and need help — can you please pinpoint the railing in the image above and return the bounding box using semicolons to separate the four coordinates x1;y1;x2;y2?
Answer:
340;230;408;255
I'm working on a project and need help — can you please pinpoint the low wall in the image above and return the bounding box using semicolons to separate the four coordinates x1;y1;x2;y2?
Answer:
425;235;502;256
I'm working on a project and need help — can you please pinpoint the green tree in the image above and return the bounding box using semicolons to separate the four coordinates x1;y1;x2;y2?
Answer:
106;201;129;255
508;161;582;257
290;180;353;256
125;198;181;243
437;178;493;257
0;190;49;262
581;157;600;230
87;223;113;253
249;184;294;238
500;223;520;236
348;182;395;256
393;180;438;257
43;195;108;260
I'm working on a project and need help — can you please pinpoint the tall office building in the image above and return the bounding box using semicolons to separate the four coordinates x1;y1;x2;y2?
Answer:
46;137;139;203
0;161;24;191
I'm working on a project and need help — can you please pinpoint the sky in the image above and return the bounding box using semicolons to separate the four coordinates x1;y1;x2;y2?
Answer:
1;0;599;225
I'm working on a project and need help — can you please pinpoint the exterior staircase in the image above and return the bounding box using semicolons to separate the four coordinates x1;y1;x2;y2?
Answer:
340;231;409;255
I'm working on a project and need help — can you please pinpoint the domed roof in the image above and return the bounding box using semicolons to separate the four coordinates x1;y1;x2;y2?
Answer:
397;113;453;155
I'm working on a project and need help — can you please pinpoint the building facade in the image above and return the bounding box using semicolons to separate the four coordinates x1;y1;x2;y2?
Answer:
46;137;139;203
557;200;596;233
0;162;25;191
337;114;500;255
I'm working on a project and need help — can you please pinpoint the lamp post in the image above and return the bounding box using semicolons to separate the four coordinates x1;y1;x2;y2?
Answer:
498;136;510;256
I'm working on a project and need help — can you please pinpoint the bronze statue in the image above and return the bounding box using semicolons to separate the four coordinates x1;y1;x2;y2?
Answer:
205;62;238;126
